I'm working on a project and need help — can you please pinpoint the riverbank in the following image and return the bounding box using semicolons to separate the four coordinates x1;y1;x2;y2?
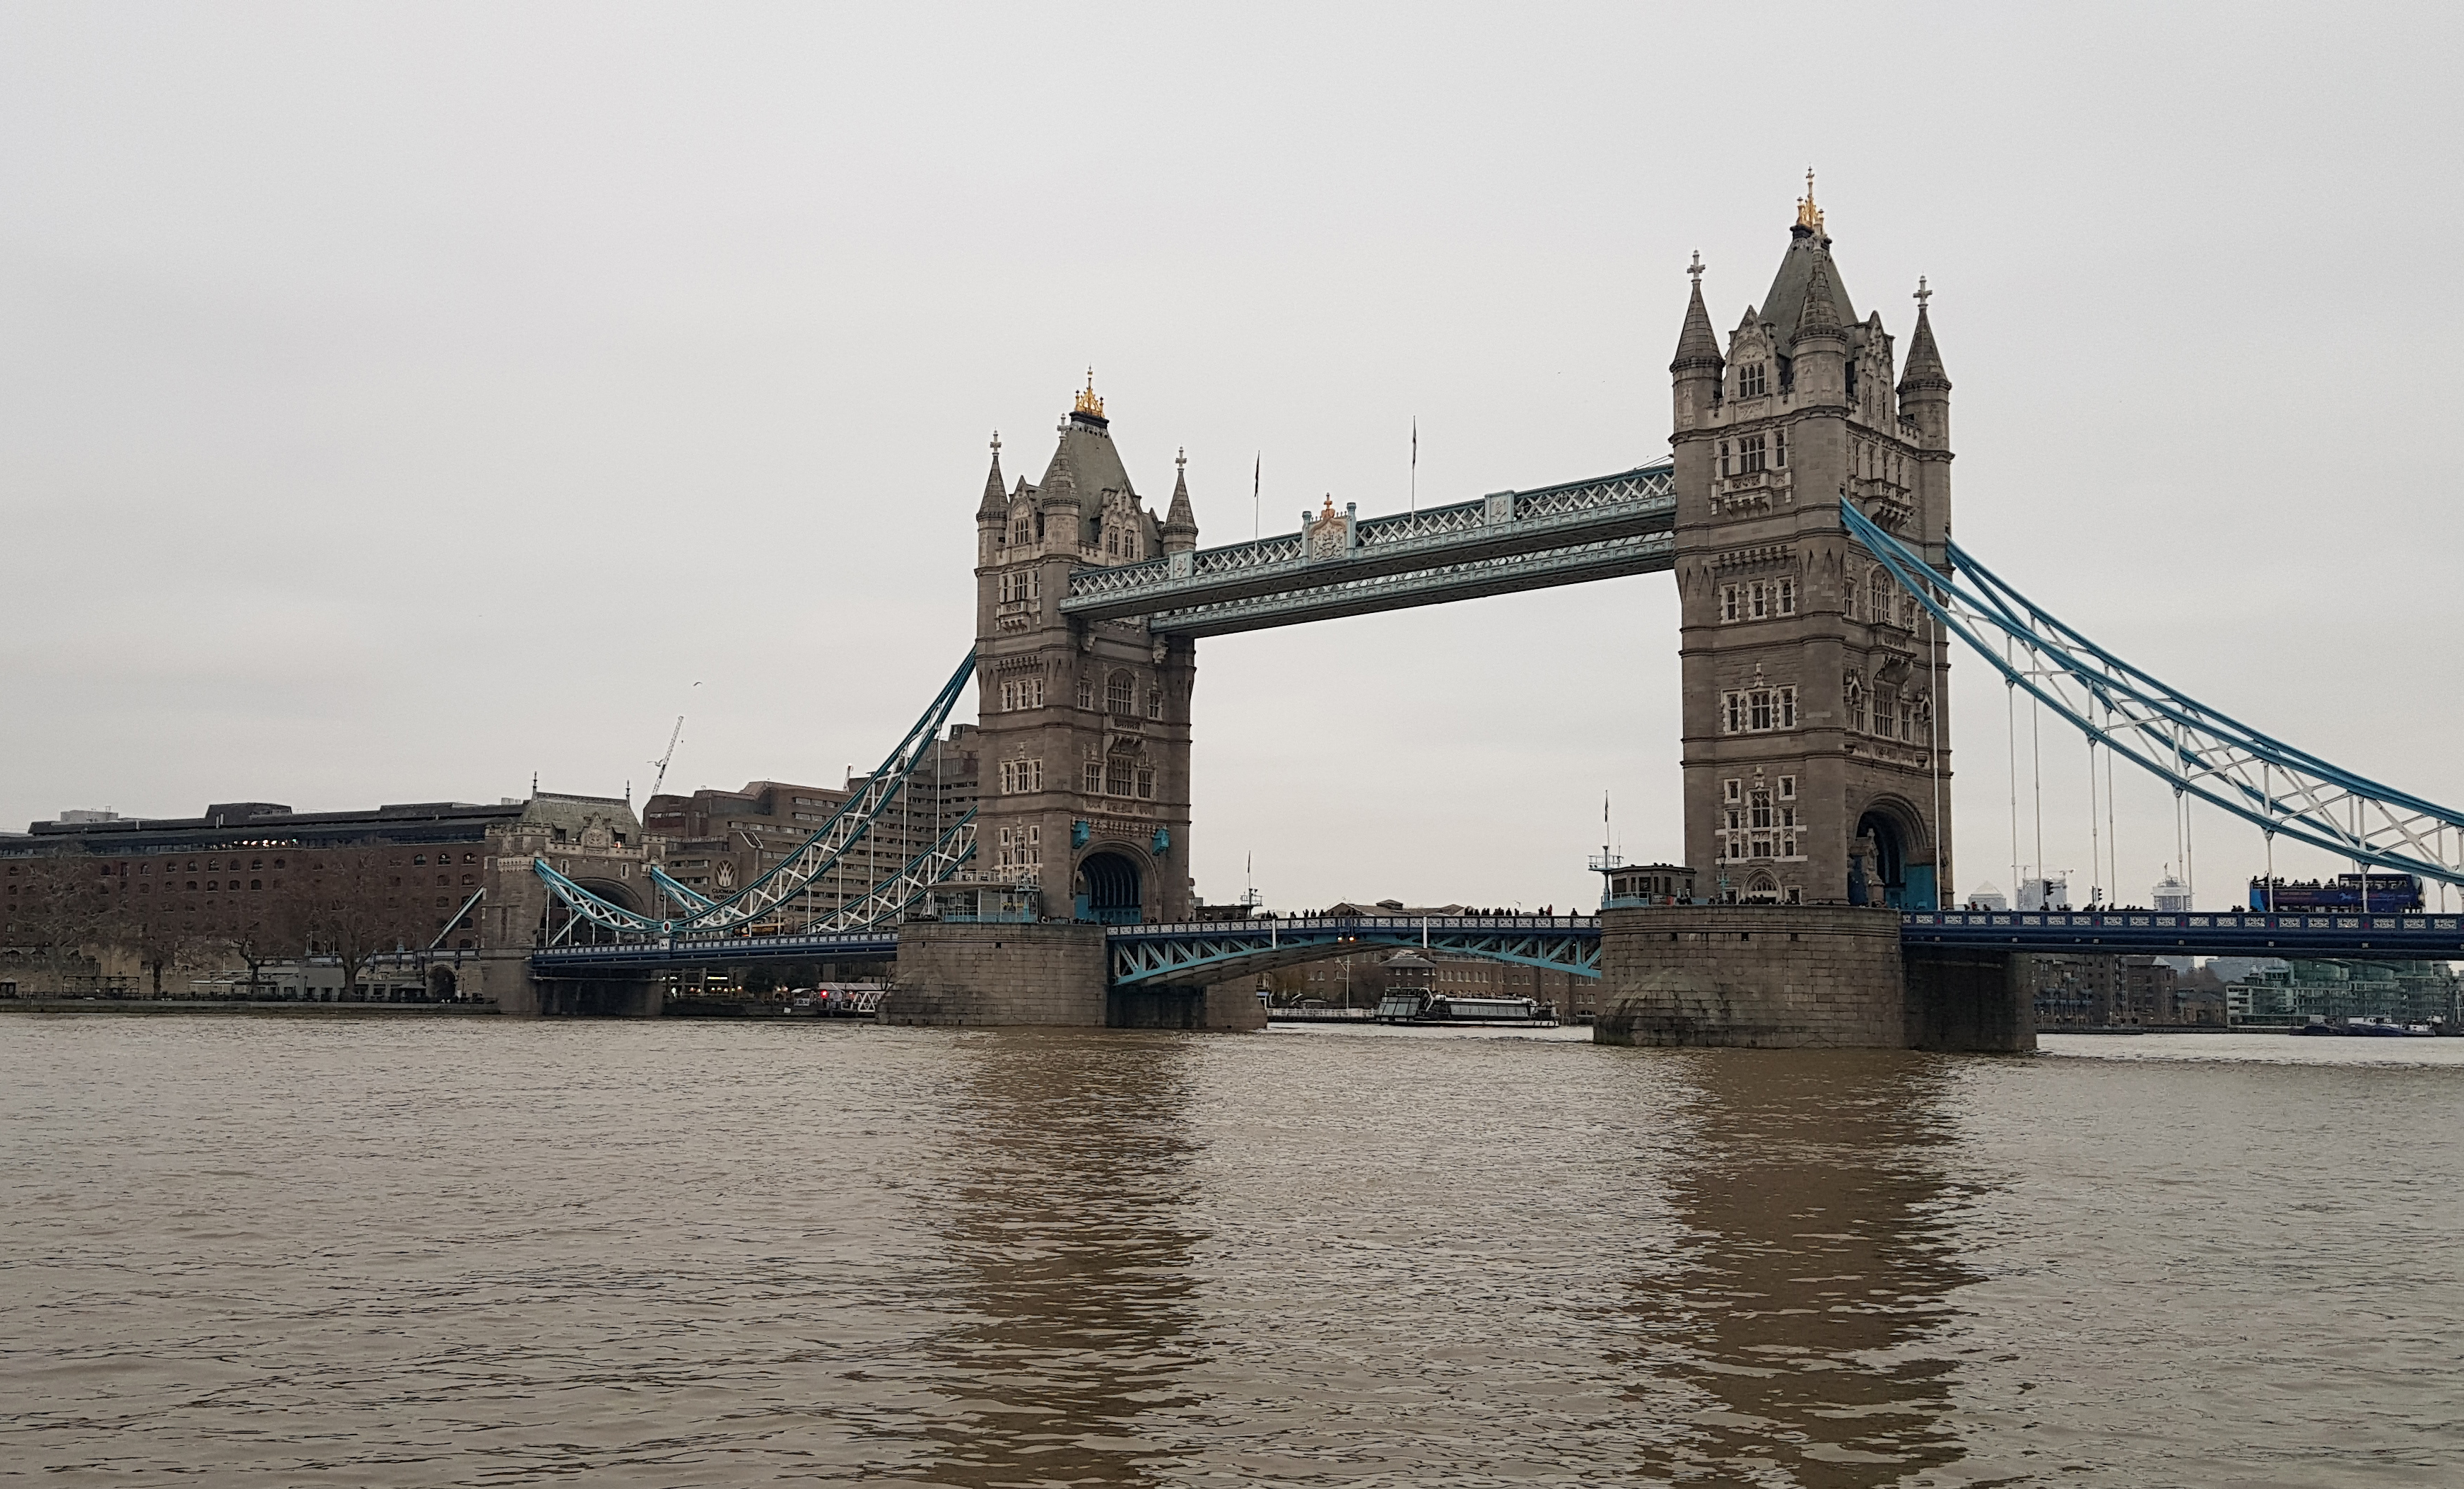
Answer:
0;999;501;1017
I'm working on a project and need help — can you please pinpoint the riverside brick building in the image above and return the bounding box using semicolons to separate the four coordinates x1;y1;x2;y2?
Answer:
1;793;649;1003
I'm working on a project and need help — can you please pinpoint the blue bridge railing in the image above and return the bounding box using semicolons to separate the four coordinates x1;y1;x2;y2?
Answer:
1901;910;2464;957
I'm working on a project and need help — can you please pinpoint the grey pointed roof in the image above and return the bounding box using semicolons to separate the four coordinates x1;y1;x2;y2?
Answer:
1038;409;1139;527
1792;259;1845;344
1899;302;1950;391
1672;273;1723;371
1759;225;1862;351
1163;457;1197;535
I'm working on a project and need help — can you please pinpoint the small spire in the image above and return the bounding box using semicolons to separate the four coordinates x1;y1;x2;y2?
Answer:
1671;254;1722;372
1900;280;1951;392
1795;167;1824;234
1793;258;1843;344
976;431;1007;519
1163;448;1197;538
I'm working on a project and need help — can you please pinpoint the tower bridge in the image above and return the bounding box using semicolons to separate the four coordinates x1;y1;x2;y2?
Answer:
532;185;2464;1046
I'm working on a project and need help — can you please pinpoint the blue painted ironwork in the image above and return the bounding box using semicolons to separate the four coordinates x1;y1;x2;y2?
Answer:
1106;915;1602;988
649;865;716;913
1844;503;2464;888
537;810;978;950
1062;462;1674;635
1902;909;2464;958
532;928;900;976
531;908;2464;983
536;652;980;936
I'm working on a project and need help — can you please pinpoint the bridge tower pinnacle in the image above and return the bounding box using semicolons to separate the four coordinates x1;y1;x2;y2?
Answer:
972;380;1197;925
1670;195;1954;909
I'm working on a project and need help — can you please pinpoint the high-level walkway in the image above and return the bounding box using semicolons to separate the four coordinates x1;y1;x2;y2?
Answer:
1059;462;1674;635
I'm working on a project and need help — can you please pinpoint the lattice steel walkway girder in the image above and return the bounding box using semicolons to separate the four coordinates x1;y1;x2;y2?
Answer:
1105;916;1603;988
1142;534;1673;637
1060;462;1674;633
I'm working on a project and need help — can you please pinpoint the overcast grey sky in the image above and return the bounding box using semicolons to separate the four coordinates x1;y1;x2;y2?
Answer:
6;1;2461;913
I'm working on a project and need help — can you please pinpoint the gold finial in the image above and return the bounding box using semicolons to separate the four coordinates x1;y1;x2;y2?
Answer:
1074;367;1104;418
1795;167;1824;233
1320;494;1336;520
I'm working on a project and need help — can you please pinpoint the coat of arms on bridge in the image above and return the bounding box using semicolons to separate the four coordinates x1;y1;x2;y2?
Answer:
1306;496;1349;558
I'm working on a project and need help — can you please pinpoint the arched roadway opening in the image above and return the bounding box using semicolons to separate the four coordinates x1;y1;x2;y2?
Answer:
1853;799;1934;910
1077;851;1144;925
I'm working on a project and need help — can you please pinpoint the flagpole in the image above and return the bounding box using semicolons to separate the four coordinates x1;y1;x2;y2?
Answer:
1252;451;1261;541
1410;416;1417;514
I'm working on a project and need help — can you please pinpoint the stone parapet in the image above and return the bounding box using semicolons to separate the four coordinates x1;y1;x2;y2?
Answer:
1595;904;1907;1048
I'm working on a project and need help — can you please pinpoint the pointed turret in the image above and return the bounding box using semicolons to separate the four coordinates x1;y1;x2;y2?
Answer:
1671;255;1723;372
1786;253;1849;404
1037;452;1081;550
1792;259;1844;344
1669;253;1724;431
1759;173;1860;346
1161;448;1199;553
1898;277;1951;448
1899;287;1949;391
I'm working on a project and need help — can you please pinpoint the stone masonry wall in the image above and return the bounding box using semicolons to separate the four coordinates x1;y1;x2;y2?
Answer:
1595;904;1906;1048
1903;945;2035;1052
884;921;1108;1027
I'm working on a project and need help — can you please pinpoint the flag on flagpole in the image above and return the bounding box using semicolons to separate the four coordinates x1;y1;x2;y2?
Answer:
1410;416;1418;512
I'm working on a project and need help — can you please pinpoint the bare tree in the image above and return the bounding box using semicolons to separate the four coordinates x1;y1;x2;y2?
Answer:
295;843;430;996
225;886;315;998
114;913;216;999
7;853;119;993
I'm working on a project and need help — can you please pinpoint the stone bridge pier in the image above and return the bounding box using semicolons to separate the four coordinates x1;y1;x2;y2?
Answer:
1590;906;2031;1051
879;921;1263;1030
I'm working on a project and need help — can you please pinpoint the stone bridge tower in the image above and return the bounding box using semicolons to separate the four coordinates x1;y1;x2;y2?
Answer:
970;378;1199;925
1670;182;1954;909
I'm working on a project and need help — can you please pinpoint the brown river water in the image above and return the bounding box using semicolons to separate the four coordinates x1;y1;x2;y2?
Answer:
3;1017;2460;1487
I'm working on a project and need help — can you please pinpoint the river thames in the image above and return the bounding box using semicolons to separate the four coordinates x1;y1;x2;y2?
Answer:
3;1018;2458;1486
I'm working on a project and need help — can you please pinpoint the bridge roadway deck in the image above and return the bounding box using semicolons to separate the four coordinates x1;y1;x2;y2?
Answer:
527;909;2464;980
1900;909;2464;957
1060;462;1674;636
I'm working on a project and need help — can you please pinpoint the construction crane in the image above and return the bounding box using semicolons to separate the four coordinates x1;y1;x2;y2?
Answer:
648;715;686;801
